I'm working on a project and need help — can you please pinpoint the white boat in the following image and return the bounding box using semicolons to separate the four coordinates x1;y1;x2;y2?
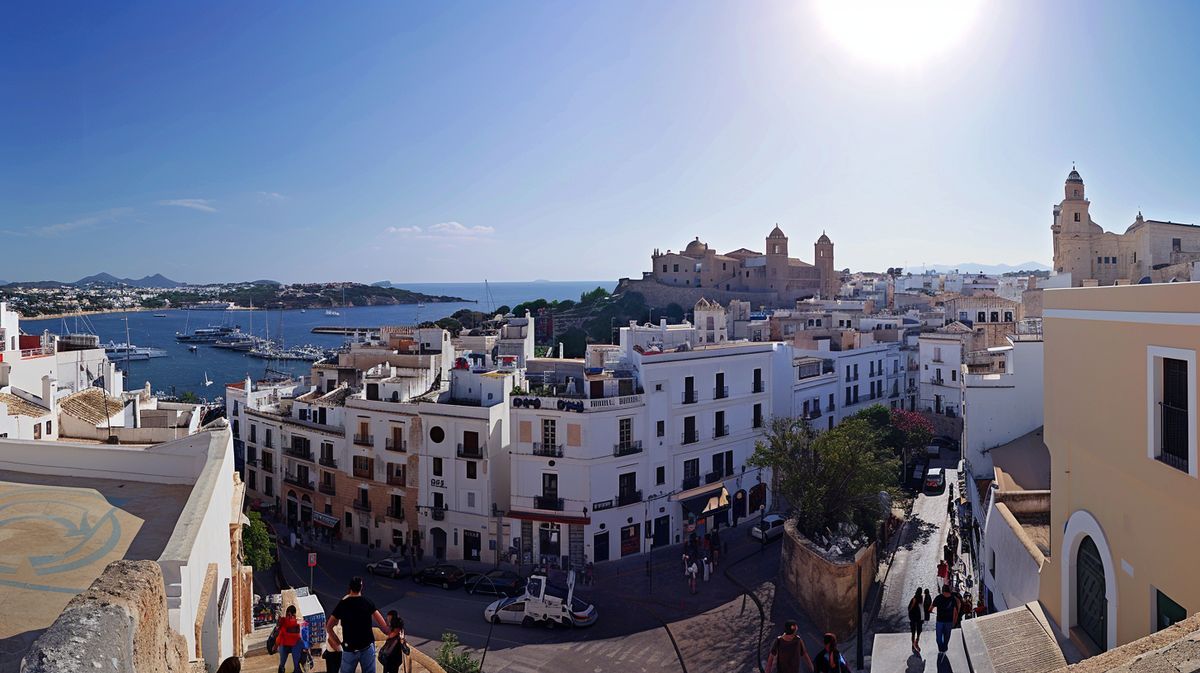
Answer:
104;342;168;361
184;301;232;311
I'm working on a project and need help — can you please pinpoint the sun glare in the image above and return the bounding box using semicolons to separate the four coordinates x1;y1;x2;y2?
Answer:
812;0;984;68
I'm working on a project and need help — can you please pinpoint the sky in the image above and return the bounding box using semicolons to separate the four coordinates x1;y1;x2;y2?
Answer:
5;1;1200;284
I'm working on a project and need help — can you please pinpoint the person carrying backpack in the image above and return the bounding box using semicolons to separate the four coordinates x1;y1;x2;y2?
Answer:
766;620;813;673
813;633;852;673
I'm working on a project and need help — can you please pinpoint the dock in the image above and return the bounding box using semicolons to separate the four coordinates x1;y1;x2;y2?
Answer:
311;326;380;336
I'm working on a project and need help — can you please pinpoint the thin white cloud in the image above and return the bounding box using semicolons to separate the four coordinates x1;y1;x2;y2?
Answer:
428;221;494;237
386;225;423;235
256;191;287;202
158;198;217;213
29;207;134;237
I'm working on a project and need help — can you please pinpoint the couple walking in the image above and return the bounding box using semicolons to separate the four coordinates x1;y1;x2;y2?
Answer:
766;621;852;673
907;585;959;657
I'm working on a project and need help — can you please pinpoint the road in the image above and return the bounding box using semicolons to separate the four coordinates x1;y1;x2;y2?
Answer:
264;516;782;673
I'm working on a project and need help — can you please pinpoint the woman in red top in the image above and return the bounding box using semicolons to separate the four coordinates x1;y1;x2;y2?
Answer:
275;605;304;673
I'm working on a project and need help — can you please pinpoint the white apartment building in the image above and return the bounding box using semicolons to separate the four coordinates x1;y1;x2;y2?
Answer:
961;332;1045;479
791;330;905;423
918;323;970;417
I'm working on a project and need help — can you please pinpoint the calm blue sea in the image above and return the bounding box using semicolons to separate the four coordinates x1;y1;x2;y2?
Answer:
24;280;612;400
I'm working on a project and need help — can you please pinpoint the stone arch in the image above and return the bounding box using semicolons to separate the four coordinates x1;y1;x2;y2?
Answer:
1060;509;1118;650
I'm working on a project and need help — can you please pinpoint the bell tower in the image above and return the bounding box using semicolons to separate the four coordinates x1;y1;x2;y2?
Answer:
815;232;835;299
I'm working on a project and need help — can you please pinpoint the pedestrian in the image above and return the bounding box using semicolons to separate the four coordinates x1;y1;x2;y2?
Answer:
813;633;851;672
275;605;304;673
703;555;711;582
687;559;698;594
766;620;813;673
974;597;988;618
908;588;925;656
682;552;690;578
380;611;410;673
713;528;722;567
951;588;965;627
937;560;949;585
326;576;390;673
923;588;933;621
932;584;959;654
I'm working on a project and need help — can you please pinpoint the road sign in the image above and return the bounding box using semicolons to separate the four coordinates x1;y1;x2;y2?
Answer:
307;552;317;567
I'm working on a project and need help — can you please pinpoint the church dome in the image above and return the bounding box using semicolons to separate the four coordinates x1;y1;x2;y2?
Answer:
684;237;708;255
817;231;832;244
768;225;786;238
1066;168;1083;184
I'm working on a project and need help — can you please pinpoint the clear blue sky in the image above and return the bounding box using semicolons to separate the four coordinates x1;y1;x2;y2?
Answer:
5;1;1200;283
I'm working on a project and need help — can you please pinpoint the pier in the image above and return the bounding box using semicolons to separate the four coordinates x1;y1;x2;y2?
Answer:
310;326;379;336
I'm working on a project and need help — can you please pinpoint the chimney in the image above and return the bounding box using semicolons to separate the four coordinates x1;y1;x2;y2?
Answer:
41;375;54;411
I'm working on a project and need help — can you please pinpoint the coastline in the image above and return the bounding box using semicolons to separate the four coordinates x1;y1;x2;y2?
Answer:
22;307;158;321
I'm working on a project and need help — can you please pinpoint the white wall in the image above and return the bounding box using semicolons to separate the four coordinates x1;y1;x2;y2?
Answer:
962;339;1044;475
981;498;1046;612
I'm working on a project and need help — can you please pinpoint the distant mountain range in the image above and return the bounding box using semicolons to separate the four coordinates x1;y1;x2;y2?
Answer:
902;262;1051;275
74;272;183;288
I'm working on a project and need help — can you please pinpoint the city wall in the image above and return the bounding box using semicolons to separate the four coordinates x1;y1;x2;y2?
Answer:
616;278;782;309
779;520;877;641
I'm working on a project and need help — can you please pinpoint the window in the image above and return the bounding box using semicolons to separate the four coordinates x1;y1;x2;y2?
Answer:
542;418;557;447
844;386;852;406
45;420;52;436
1173;238;1182;252
1159;356;1189;472
466;461;477;479
619;417;632;446
249;424;257;443
662;264;667;272
1097;256;1103;265
1156;589;1187;632
1074;212;1081;222
951;370;957;382
618;472;637;498
264;476;274;497
714;410;726;437
977;311;986;323
657;420;665;437
684;458;699;479
467;491;476;509
247;469;256;490
673;264;679;272
433;457;443;477
1004;311;1013;322
265;428;273;448
541;473;558;498
656;466;665;485
990;550;996;578
753;403;763;428
828;393;834;411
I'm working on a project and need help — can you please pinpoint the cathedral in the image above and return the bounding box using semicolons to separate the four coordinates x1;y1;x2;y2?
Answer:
1051;167;1200;285
647;226;837;304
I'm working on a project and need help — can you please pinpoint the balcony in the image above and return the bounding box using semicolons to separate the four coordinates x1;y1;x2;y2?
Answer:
713;386;729;400
385;438;407;452
1159;403;1189;473
681;430;699;445
386;472;406;486
261;461;274;473
431;507;446;521
617;490;643;506
752;381;766;394
245;457;260;467
457;443;485;459
681;474;700;490
386;506;405;521
713;425;729;439
532;442;564;457
353;434;373;447
534;495;565;511
352;499;372;512
705;469;724;484
353;466;374;480
283;473;314;490
613;440;643;457
805;410;821;421
284;445;313;462
318;482;336;496
319;455;338;468
682;390;698;404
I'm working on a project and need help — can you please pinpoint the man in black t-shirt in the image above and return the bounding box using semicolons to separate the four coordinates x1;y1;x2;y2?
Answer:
931;584;959;654
326;576;390;673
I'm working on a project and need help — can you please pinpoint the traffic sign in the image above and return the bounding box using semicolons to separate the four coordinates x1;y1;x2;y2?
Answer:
307;552;317;567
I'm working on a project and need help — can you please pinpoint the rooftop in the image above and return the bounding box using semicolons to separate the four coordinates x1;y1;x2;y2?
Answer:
57;387;123;425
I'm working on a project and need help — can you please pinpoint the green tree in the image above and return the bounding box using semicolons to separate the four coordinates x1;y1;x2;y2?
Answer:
435;631;481;673
748;415;899;542
495;304;511;315
179;391;200;404
242;511;275;572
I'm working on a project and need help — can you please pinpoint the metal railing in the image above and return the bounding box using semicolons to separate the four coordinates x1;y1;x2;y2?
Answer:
613;440;643;457
385;438;407;452
682;430;699;445
386;506;405;521
386;472;406;486
713;386;729;400
617;490;643;506
353;466;374;480
534;496;564;511
283;473;314;490
284;446;313;462
431;507;446;521
352;499;372;512
682;390;698;404
1159;403;1189;472
713;424;729;438
705;469;724;484
319;455;338;468
532;442;564;457
752;381;766;393
318;482;336;496
457;443;485;459
681;475;700;490
353;434;373;446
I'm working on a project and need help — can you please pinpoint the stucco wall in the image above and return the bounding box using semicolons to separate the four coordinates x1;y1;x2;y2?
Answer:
779;520;876;640
981;502;1045;612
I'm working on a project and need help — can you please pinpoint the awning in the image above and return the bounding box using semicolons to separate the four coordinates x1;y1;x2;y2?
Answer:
671;483;731;517
311;511;340;528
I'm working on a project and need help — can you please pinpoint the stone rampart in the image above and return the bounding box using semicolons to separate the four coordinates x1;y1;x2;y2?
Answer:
21;559;189;673
616;278;783;309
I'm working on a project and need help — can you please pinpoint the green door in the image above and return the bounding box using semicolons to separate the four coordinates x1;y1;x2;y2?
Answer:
1076;536;1107;650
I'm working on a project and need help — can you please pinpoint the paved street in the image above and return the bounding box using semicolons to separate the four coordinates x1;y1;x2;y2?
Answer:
262;516;783;673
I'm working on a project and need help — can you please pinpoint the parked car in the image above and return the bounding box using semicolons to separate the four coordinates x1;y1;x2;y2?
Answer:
924;467;946;494
750;514;787;541
484;596;529;625
931;436;959;453
365;557;414;579
482;594;598;627
464;569;526;597
412;563;466;589
909;459;930;489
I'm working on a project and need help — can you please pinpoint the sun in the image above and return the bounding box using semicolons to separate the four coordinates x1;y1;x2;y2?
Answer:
811;0;984;68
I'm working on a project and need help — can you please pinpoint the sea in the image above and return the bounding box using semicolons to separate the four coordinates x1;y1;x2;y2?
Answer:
23;280;612;401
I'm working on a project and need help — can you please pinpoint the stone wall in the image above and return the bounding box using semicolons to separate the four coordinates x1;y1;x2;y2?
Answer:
22;559;189;673
616;278;783;310
778;520;877;641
